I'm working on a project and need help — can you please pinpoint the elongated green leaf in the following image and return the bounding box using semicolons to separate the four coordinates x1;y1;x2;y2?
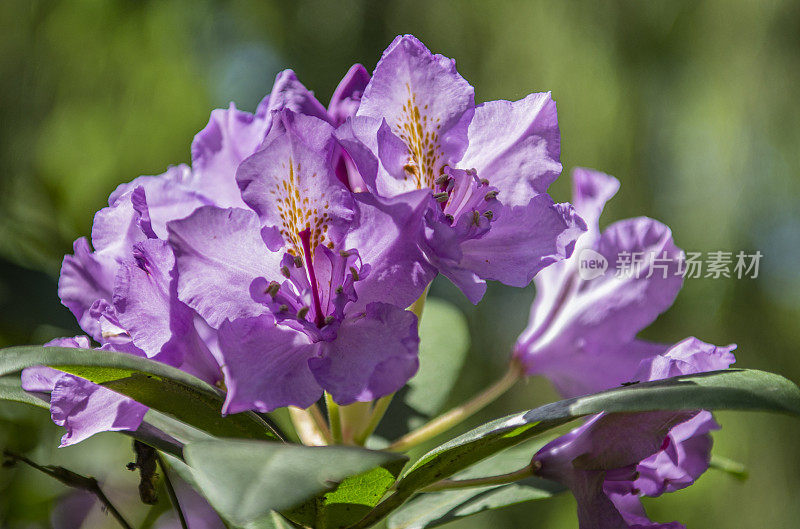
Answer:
407;298;470;424
388;478;564;529
183;439;407;527
0;345;279;441
388;442;565;529
0;376;49;410
399;369;800;492
351;369;800;528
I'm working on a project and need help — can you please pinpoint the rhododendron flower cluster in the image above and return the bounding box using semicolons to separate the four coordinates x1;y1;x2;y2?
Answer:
13;35;788;529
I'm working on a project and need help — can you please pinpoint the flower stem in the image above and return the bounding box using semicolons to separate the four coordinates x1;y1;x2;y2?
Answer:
156;453;188;529
289;404;331;446
387;360;523;452
355;394;394;445
2;450;134;529
420;464;534;492
326;393;343;444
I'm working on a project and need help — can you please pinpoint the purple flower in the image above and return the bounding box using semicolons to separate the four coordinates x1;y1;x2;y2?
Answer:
514;168;737;526
168;110;431;413
22;337;148;447
30;65;367;445
336;35;585;302
514;168;686;397
532;338;736;529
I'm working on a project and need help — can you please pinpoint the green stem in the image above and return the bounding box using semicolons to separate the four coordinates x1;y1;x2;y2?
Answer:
157;454;188;529
355;394;394;445
387;360;523;452
326;393;343;444
2;450;134;529
420;465;534;492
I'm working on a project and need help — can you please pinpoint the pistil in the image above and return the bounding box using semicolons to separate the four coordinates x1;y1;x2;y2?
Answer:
299;228;325;327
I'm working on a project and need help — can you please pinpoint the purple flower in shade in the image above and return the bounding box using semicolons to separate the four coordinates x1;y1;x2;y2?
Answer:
531;339;736;529
28;65;369;445
336;35;585;303
168;109;432;413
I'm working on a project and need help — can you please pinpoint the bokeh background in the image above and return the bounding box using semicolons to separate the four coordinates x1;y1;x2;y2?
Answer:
2;0;800;527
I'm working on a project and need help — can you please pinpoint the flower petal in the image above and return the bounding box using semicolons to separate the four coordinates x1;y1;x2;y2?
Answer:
328;64;370;126
309;302;419;405
168;206;279;328
50;374;147;447
358;35;474;194
218;314;321;414
344;191;436;310
459;92;561;203
454;197;585;297
237;110;355;253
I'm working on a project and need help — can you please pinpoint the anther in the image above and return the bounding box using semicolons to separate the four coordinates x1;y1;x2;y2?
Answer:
324;315;335;326
278;304;289;313
350;266;360;281
484;210;494;221
266;281;281;298
293;255;304;268
444;214;455;225
471;210;481;226
433;192;449;203
335;285;344;294
280;266;291;278
339;250;351;257
297;306;309;320
479;178;490;186
484;190;499;201
435;174;450;186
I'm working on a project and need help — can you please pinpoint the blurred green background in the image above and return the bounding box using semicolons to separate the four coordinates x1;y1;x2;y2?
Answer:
2;0;800;527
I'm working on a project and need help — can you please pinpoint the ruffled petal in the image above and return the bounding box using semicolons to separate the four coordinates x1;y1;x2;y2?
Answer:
50;374;147;447
309;302;419;405
190;104;270;209
459;92;561;203
218;314;321;414
263;69;332;124
58;238;116;341
344;191;436;310
449;197;585;302
518;217;685;390
168;206;280;328
357;35;474;195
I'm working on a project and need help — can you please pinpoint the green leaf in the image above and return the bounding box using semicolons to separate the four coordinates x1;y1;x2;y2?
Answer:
346;369;800;529
283;458;407;529
0;376;49;410
0;345;279;442
399;369;800;493
406;298;470;425
1;374;185;457
387;478;564;529
388;442;565;529
183;439;407;527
